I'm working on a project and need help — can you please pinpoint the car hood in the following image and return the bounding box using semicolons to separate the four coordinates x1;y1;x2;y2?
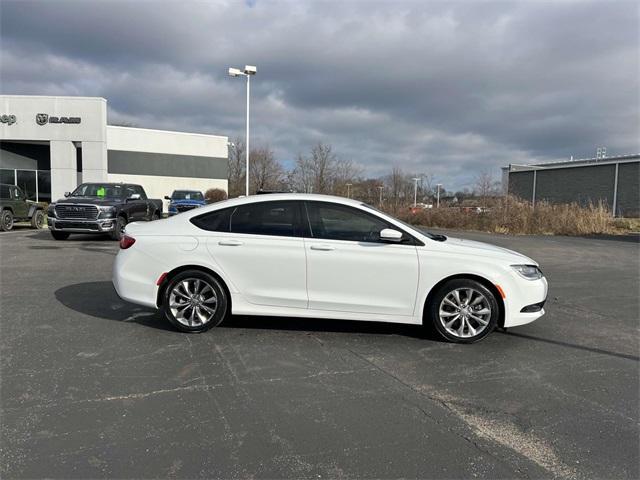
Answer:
441;236;536;265
53;196;122;205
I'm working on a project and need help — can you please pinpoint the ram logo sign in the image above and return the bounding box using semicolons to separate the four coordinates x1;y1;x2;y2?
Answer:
36;113;81;125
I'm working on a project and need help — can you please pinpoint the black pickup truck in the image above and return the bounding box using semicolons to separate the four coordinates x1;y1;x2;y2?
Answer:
47;183;163;240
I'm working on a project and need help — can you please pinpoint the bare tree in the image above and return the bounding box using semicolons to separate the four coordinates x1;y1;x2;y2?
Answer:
289;142;352;194
474;170;500;206
250;146;285;193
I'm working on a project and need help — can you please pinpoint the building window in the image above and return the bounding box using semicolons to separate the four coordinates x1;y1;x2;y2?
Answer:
37;171;51;203
0;168;15;185
16;170;37;201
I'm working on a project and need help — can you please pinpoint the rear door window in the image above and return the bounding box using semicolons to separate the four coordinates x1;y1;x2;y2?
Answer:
230;201;301;237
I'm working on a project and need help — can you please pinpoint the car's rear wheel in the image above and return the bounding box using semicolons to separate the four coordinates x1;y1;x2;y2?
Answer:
428;279;498;343
31;210;45;229
51;230;70;240
0;210;13;231
161;270;228;333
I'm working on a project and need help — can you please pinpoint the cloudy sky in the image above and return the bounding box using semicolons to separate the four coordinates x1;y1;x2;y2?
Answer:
1;0;638;190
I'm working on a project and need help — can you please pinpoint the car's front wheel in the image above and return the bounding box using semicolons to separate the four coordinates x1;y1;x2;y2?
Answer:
110;216;127;240
31;210;45;229
427;279;498;343
0;210;13;231
161;270;228;333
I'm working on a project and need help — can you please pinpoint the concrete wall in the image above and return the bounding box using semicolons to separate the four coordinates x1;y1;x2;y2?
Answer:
617;162;640;217
0;95;108;199
1;96;230;206
507;160;639;217
106;126;228;210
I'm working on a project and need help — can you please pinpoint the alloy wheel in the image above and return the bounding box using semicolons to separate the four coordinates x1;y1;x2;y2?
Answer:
169;278;218;327
438;287;492;339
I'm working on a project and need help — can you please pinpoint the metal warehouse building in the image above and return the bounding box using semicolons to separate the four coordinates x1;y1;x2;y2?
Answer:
502;154;640;217
0;95;228;206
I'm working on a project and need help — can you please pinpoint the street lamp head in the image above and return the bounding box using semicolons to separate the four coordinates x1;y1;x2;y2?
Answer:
228;67;244;77
244;65;257;75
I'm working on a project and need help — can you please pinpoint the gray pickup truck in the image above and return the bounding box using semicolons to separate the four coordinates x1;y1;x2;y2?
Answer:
47;183;163;240
0;183;46;231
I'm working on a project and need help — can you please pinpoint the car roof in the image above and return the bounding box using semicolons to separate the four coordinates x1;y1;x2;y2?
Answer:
203;193;365;209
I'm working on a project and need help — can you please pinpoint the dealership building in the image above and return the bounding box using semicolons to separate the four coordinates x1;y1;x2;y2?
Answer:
503;153;640;217
0;95;228;206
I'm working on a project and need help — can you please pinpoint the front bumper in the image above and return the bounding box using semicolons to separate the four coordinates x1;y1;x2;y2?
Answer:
48;217;116;233
503;276;548;328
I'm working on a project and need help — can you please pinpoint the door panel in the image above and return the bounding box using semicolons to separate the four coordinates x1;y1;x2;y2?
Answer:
206;233;308;308
303;201;419;316
304;239;419;315
199;200;308;309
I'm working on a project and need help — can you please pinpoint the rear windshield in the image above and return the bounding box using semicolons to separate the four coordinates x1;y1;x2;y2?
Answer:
172;191;204;201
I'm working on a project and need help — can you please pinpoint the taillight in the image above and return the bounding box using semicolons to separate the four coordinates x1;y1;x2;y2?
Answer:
120;235;136;249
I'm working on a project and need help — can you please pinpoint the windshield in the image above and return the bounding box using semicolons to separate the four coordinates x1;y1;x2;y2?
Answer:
172;191;204;201
361;203;446;241
71;184;124;198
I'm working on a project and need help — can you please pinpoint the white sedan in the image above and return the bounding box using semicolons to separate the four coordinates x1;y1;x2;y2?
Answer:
113;194;547;343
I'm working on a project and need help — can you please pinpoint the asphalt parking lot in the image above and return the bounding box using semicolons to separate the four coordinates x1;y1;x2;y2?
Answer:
1;227;638;479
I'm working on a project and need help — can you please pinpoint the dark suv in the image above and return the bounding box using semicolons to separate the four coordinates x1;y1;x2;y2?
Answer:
0;183;46;231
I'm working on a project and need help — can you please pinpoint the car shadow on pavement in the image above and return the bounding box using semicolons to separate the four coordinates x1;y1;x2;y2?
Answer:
27;230;114;241
54;281;440;340
226;315;437;340
54;281;175;332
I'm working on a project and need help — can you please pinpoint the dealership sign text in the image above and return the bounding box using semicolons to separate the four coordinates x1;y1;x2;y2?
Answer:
36;113;81;125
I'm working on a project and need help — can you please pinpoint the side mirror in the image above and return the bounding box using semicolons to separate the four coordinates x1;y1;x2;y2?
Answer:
164;196;171;200
380;228;403;242
64;192;70;197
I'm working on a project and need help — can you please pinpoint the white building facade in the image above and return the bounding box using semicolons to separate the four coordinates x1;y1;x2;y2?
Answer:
0;95;228;206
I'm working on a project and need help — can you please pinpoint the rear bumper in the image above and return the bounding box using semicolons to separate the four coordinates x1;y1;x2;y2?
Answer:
48;217;115;233
112;245;161;309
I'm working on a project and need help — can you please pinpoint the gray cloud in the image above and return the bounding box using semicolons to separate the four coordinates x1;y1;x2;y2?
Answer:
1;0;638;190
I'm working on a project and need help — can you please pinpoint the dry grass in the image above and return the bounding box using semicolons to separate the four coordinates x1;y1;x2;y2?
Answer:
395;196;636;236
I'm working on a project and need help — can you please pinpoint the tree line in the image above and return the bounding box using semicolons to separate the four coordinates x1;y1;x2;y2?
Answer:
228;138;501;211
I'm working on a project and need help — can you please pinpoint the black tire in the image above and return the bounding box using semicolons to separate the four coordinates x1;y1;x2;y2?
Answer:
51;230;70;240
31;210;45;229
161;270;229;333
1;210;14;231
151;211;160;221
110;216;127;240
427;278;499;344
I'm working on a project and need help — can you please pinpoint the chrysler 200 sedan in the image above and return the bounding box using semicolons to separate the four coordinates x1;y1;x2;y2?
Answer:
112;194;547;343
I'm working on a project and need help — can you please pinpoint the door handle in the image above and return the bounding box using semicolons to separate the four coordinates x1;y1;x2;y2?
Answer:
218;240;243;246
310;244;335;251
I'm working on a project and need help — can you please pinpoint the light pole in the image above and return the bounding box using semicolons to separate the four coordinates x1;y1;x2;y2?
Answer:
377;185;384;206
228;65;257;196
436;183;442;208
346;183;352;198
412;177;420;208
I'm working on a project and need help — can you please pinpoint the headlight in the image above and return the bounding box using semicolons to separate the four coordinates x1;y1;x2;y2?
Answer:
47;204;56;217
511;264;543;280
98;206;116;218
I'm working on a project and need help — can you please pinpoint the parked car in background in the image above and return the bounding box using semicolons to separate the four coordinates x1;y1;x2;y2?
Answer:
165;190;206;216
47;183;163;240
113;193;548;343
0;183;46;231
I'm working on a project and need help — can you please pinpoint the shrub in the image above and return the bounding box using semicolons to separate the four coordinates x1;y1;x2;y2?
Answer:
204;188;228;204
394;196;633;236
